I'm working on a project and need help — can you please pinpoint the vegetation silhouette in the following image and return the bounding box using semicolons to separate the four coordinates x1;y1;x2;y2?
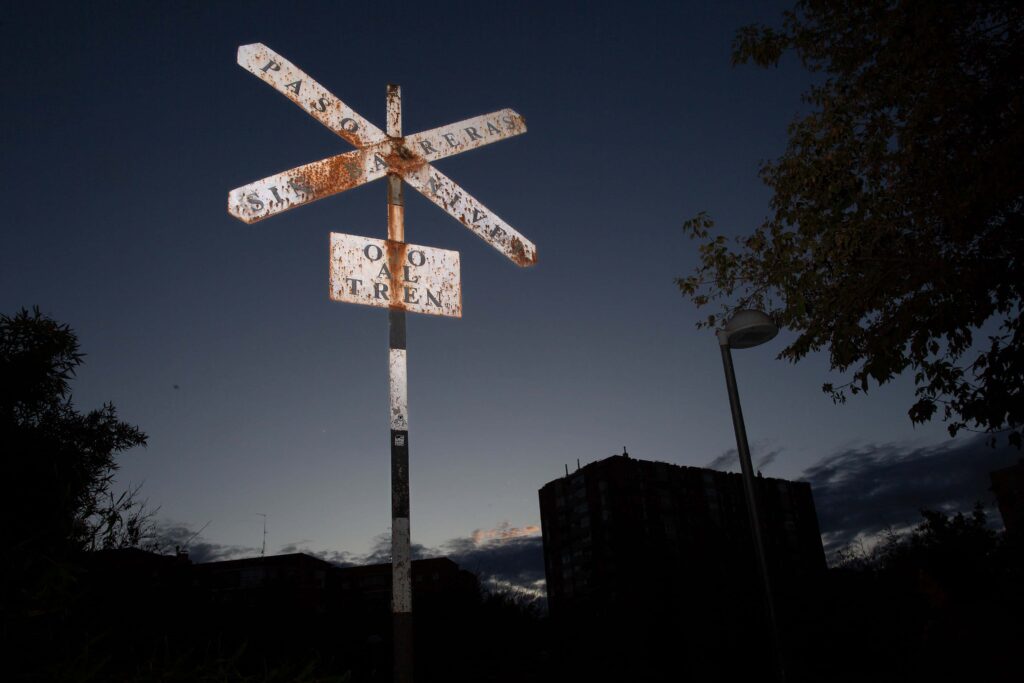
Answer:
1;307;151;621
805;505;1022;682
677;0;1024;445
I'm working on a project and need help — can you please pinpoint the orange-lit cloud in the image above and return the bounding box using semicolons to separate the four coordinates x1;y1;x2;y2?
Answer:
471;521;540;545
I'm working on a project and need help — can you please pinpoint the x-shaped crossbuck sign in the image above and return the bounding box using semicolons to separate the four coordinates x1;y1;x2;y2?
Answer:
227;44;537;267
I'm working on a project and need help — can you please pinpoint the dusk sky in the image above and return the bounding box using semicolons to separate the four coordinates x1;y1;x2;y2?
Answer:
3;1;1016;584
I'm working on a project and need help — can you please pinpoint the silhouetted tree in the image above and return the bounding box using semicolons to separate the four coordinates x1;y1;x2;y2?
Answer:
816;506;1021;681
1;307;149;617
840;505;1000;586
677;0;1024;445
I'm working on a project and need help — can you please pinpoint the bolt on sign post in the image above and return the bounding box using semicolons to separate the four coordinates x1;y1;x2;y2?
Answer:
225;44;537;683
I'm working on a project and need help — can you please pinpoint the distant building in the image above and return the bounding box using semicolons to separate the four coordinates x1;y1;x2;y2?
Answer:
538;452;826;618
84;546;193;607
335;556;479;614
192;552;334;613
190;553;478;616
991;459;1024;534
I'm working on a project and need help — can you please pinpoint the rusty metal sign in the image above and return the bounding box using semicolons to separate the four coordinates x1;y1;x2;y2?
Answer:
227;45;537;683
236;43;385;148
329;233;461;318
227;43;537;268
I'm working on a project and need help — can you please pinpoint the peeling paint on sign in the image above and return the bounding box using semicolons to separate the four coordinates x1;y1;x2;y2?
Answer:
329;233;461;318
402;164;537;266
237;43;386;148
229;43;537;268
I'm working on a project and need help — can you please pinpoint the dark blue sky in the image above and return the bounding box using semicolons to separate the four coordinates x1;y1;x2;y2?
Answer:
2;1;1001;567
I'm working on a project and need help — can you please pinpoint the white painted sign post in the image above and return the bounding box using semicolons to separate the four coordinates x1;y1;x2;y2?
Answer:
226;44;536;683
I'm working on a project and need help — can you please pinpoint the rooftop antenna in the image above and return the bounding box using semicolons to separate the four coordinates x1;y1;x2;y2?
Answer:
256;513;267;557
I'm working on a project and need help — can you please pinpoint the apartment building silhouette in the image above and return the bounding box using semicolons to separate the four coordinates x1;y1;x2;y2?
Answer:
538;452;826;618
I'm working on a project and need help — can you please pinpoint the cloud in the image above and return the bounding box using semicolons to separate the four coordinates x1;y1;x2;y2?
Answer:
259;522;547;598
419;520;546;599
705;443;782;472
277;532;435;567
470;522;540;544
360;530;438;565
155;519;545;599
293;523;547;599
800;435;1019;555
442;534;546;599
705;448;737;470
300;522;549;597
756;449;781;471
152;523;256;563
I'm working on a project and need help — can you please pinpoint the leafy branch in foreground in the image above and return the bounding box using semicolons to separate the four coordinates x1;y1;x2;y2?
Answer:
679;1;1024;446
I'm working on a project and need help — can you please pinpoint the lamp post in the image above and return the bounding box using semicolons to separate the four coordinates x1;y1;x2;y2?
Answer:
717;309;786;682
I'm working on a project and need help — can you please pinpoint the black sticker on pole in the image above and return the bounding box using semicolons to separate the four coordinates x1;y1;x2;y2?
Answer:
391;429;410;518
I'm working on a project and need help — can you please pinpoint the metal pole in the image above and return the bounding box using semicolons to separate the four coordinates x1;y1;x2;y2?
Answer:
386;83;413;683
719;342;786;683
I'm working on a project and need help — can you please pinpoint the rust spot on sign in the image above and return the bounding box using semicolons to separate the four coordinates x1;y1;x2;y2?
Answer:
300;153;366;195
509;237;537;267
384;140;427;176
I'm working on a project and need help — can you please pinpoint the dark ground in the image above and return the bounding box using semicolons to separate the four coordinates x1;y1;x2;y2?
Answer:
6;511;1022;682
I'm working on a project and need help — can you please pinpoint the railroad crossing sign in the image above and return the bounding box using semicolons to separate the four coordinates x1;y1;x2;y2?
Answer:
226;43;536;683
228;43;537;267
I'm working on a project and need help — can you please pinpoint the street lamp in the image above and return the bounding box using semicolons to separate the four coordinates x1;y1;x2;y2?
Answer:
717;309;786;682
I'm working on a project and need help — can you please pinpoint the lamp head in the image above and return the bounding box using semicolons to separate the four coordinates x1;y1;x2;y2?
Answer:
717;309;779;349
